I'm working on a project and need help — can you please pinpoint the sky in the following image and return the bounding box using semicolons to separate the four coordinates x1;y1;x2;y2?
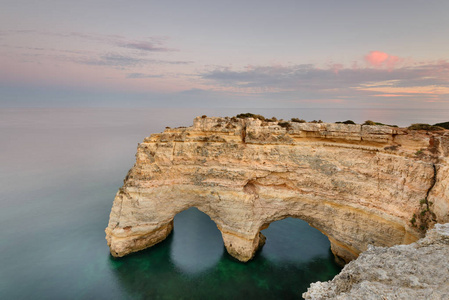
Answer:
1;0;449;108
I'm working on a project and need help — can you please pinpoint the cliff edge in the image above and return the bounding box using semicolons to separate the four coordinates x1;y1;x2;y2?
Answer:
105;116;449;264
303;223;449;299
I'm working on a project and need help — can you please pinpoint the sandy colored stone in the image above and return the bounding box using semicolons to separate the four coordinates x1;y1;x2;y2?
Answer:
303;223;449;300
105;117;449;264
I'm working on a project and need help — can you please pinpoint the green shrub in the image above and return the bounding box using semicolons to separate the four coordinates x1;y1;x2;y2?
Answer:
363;120;376;125
291;118;306;123
235;113;266;121
408;123;444;131
278;122;292;129
363;120;398;127
433;121;449;129
336;120;356;125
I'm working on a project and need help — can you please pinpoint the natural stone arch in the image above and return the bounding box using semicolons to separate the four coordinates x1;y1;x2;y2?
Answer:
106;117;449;264
252;198;411;265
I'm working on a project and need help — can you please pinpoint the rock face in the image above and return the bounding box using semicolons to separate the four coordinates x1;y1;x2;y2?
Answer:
303;223;449;299
105;116;449;264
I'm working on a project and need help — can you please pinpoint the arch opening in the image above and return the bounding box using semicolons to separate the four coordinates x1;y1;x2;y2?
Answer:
259;217;335;264
170;207;224;274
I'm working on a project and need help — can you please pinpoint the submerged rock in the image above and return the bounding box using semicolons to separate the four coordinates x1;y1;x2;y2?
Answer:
303;223;449;300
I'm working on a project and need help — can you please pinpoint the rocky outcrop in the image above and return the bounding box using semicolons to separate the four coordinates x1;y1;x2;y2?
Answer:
303;223;449;299
105;116;449;264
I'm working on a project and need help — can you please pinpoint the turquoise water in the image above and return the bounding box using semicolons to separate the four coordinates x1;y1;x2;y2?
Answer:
108;209;340;299
1;108;447;299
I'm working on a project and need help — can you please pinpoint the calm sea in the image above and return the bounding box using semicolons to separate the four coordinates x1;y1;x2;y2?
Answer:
1;107;447;299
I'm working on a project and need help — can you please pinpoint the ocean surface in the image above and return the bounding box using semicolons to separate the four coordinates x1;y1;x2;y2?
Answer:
1;107;447;299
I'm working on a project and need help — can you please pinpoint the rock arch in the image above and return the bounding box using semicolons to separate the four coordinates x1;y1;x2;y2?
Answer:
106;117;449;264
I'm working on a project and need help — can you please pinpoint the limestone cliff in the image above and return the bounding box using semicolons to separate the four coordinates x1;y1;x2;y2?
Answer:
105;116;449;264
303;223;449;299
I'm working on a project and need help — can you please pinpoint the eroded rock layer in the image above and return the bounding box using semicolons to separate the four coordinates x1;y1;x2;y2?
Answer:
303;223;449;299
106;117;449;263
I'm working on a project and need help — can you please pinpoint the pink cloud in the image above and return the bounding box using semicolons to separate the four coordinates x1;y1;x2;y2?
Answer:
364;51;401;70
329;63;343;75
374;94;404;97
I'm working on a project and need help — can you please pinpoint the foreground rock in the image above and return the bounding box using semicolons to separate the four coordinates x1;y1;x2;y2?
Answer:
106;116;449;263
303;223;449;299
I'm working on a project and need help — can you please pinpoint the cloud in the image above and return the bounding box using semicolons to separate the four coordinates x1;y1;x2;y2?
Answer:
161;60;193;65
126;73;163;79
330;63;344;75
2;30;122;44
1;30;190;70
364;51;401;69
122;41;176;52
2;30;178;53
203;64;320;90
77;53;193;69
201;57;449;100
81;53;145;68
65;32;178;52
202;64;367;91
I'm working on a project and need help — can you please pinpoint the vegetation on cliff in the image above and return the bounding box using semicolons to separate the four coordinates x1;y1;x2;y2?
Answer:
408;123;444;131
232;113;448;130
363;120;398;127
434;121;449;129
336;120;356;125
235;113;266;121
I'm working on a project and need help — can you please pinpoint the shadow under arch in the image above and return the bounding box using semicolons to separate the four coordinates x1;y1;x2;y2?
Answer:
170;207;224;274
258;211;349;265
258;216;335;264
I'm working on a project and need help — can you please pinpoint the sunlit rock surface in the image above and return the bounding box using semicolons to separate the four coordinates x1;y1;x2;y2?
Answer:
303;223;449;299
105;116;449;263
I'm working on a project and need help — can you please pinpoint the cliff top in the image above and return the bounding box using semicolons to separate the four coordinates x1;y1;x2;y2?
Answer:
164;115;448;136
143;116;449;160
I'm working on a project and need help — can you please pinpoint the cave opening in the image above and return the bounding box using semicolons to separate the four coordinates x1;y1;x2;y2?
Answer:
170;207;224;274
259;217;336;265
